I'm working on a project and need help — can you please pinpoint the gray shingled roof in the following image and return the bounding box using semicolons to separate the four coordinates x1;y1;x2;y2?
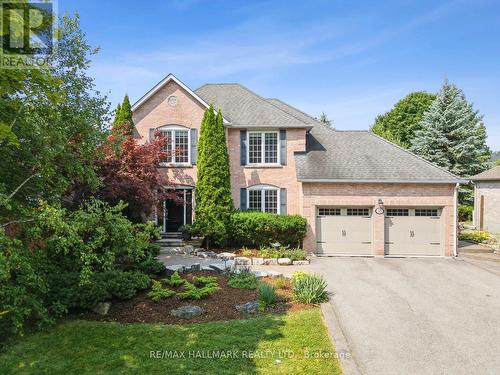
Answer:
195;84;310;128
470;166;500;181
196;83;462;184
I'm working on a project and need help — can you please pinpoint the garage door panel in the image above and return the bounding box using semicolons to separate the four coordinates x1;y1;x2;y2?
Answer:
317;211;372;255
385;209;443;256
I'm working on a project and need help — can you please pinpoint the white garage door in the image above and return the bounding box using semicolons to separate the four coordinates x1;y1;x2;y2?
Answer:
384;208;443;256
316;207;373;255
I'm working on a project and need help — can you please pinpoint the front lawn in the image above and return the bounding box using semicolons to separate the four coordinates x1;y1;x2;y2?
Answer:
0;309;342;375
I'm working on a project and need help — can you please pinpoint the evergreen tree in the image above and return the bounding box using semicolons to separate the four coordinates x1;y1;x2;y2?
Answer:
113;94;134;134
410;80;491;177
318;112;333;128
113;103;122;125
371;92;436;147
193;106;234;247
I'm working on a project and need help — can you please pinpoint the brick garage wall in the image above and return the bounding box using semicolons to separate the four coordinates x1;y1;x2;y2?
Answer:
474;181;500;234
133;80;206;187
302;183;457;256
227;128;307;214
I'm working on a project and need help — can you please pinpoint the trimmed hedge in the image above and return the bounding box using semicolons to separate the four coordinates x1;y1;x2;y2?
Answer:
231;211;307;248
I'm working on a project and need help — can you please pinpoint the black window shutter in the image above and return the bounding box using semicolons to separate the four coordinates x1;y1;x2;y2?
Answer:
240;130;247;165
190;128;197;165
240;188;247;210
280;129;287;165
149;128;156;142
280;188;287;215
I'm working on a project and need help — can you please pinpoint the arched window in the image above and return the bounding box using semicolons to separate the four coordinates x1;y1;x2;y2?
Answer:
158;125;190;164
247;184;280;214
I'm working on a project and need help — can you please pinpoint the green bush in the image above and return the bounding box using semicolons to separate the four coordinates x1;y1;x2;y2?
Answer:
257;283;276;311
292;273;328;304
165;271;185;287
231;211;307;248
132;256;165;276
458;205;473;222
177;279;220;300
148;280;175;301
47;270;151;310
193;275;218;286
458;231;492;243
258;246;307;261
227;271;258;289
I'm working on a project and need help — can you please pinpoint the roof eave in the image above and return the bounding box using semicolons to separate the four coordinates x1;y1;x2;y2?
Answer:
298;178;468;184
228;124;313;130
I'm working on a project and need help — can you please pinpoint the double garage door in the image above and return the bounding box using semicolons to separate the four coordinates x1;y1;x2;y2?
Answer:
316;207;444;256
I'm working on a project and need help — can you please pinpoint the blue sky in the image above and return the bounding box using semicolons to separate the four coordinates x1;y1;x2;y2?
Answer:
60;0;500;149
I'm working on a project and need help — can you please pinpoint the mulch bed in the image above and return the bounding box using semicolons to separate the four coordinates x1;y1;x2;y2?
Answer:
69;272;312;325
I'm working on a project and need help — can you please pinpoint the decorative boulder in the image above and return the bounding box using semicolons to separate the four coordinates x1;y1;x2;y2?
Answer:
277;258;292;265
191;263;201;271
263;258;278;265
268;271;283;278
292;260;310;265
252;257;264;265
217;252;236;259
166;265;185;274
234;257;251;265
92;302;111;316
235;301;258;314
170;305;203;318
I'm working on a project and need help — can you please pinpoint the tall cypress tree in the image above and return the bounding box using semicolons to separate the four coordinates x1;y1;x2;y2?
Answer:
113;103;122;125
410;80;491;177
194;106;234;247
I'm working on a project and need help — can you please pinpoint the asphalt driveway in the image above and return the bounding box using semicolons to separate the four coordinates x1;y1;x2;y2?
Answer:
311;257;500;375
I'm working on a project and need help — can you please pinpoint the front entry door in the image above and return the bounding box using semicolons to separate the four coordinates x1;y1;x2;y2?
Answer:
160;189;192;232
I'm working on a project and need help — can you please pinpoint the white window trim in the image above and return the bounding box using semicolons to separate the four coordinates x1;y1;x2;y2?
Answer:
158;125;191;166
247;131;280;166
247;185;280;214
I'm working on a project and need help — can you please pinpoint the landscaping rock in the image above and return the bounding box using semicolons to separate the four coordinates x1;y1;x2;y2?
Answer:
198;251;217;259
217;252;236;259
252;257;264;265
209;263;228;273
201;266;215;272
234;256;251;265
292;260;310;265
268;271;283;278
165;265;185;274
251;270;269;278
235;301;258;314
277;258;292;265
92;302;111;316
170;305;203;318
263;258;277;265
183;245;194;254
190;263;201;271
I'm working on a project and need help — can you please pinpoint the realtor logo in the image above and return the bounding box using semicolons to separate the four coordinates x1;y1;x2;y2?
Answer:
0;0;57;69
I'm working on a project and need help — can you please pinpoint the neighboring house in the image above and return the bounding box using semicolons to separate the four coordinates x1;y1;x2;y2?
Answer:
471;166;500;234
132;74;464;257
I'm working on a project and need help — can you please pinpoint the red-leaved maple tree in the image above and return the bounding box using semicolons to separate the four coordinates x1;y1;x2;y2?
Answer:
96;123;181;222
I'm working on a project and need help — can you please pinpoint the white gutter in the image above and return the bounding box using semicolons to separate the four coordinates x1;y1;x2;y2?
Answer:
453;183;459;257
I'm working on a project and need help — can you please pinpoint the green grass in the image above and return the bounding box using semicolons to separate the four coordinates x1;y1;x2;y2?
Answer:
0;309;341;375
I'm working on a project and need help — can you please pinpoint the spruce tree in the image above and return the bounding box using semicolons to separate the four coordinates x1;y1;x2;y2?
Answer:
193;106;234;247
410;80;491;177
120;94;134;127
318;112;333;128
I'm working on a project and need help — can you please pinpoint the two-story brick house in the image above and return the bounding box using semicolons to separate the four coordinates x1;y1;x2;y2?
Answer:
132;74;464;257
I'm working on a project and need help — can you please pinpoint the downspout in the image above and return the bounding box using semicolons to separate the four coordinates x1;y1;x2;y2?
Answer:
453;183;459;257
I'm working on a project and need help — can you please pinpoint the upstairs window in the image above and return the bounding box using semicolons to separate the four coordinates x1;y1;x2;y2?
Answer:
159;126;190;164
247;185;280;214
248;131;279;164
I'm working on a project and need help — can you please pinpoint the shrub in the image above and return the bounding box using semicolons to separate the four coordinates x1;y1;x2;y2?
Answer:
193;275;218;286
231;211;307;248
459;231;492;243
458;205;473;222
177;280;220;300
241;248;254;257
257;283;276;311
227;271;258;289
166;271;185;287
274;276;287;289
148;280;175;301
100;271;150;300
292;271;308;283
132;256;165;276
292;274;328;304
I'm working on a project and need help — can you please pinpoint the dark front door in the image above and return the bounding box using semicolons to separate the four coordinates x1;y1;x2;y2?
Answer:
162;189;192;232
